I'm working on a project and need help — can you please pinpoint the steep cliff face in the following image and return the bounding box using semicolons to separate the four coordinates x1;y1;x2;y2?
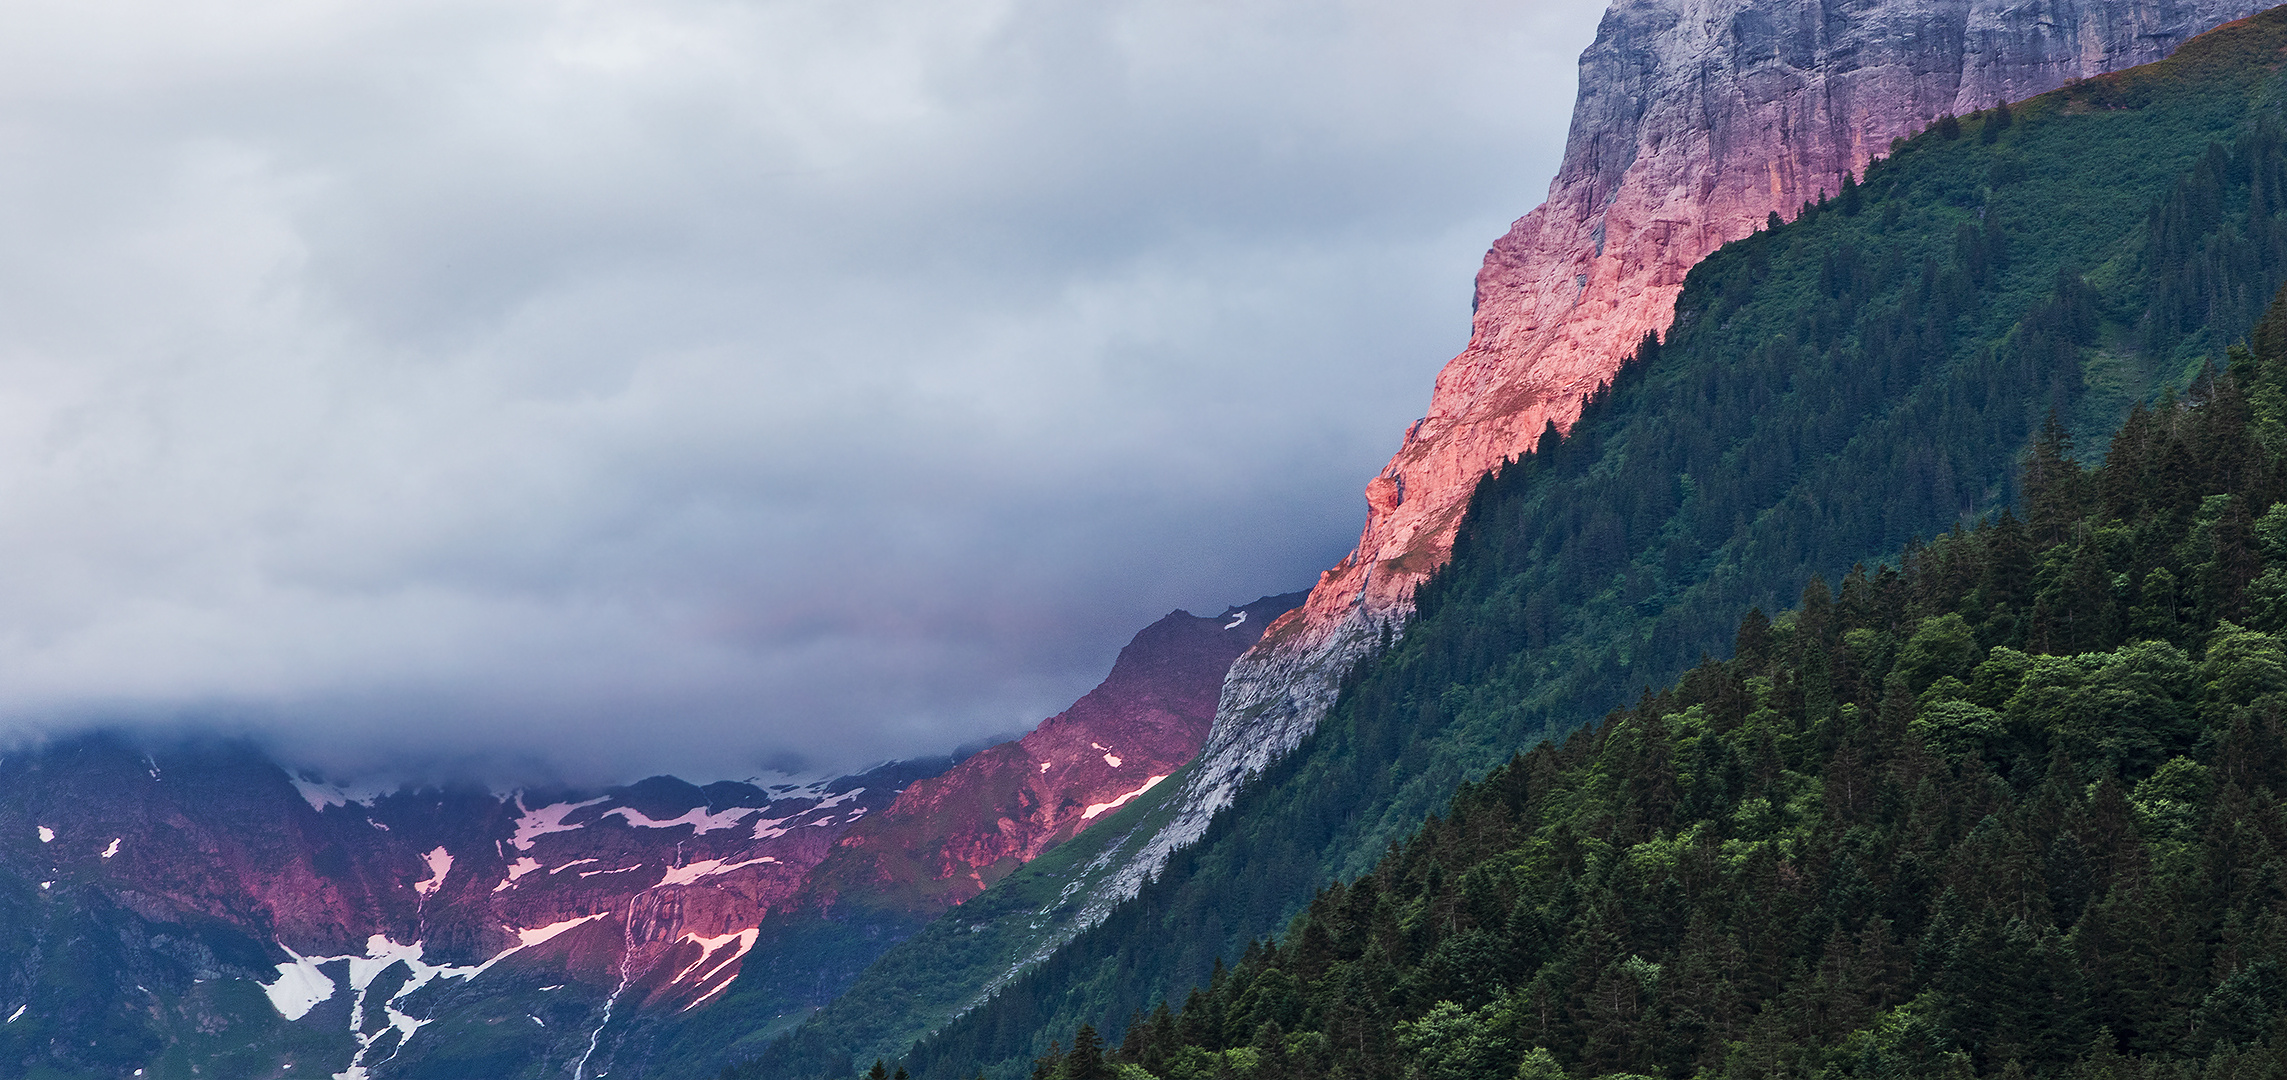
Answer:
1080;0;2273;934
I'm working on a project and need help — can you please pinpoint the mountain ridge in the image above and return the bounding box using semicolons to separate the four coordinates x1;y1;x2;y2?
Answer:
1063;2;2280;988
0;592;1300;1078
800;7;2280;1068
799;7;2287;1076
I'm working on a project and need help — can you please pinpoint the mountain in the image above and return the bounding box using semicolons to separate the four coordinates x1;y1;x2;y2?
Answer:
769;6;2287;1076
652;594;1303;1076
1036;1;2279;1003
0;594;1297;1079
0;737;946;1079
1028;284;2287;1080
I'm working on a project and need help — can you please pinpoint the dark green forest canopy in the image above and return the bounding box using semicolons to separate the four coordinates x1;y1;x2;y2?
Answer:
731;8;2287;1078
1017;283;2287;1080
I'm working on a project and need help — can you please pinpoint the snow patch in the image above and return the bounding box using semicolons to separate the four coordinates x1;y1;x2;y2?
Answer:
749;814;798;840
261;946;337;1021
35;826;52;843
493;857;542;892
101;838;120;859
1081;775;1168;820
510;795;607;851
1102;754;1122;769
579;864;642;878
413;848;452;899
549;858;599;875
1224;610;1248;630
656;855;777;888
517;913;610;948
262;919;611;1074
671;928;761;1010
6;1005;23;1023
1039;761;1052;774
811;787;865;812
601;804;760;835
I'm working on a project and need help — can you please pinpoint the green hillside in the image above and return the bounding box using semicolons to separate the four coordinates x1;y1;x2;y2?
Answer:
1019;285;2287;1078
726;8;2287;1078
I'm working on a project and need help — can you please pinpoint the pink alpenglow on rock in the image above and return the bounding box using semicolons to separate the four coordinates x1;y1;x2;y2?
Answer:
1274;0;2274;665
1088;0;2273;941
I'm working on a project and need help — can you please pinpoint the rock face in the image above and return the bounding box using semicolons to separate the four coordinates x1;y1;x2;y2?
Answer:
0;595;1297;1078
1076;0;2273;929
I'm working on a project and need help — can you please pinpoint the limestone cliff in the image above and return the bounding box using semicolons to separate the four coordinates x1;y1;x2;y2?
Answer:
1085;0;2273;921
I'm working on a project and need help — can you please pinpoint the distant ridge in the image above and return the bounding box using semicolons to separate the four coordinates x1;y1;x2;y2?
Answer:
0;592;1301;1077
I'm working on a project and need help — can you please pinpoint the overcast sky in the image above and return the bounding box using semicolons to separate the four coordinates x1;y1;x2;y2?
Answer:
0;0;1609;784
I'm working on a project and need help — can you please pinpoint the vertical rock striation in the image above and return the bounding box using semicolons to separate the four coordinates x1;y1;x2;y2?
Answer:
1088;0;2271;915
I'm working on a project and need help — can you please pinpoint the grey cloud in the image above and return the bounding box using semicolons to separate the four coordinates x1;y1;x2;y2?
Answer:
0;0;1608;783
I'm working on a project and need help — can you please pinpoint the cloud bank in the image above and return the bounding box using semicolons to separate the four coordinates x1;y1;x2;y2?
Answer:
0;0;1607;782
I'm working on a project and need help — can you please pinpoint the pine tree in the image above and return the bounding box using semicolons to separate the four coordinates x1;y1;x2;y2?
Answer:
1062;1024;1113;1080
1030;1042;1064;1080
2025;411;2083;545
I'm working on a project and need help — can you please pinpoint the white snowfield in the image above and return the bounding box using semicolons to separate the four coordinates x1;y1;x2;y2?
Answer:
494;857;543;891
261;916;610;1074
601;804;760;834
669;928;762;1010
1081;775;1167;821
510;796;608;851
750;813;800;839
412;848;453;899
655;855;778;888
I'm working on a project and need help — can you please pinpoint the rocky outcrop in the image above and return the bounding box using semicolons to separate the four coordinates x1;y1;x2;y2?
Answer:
1077;0;2274;927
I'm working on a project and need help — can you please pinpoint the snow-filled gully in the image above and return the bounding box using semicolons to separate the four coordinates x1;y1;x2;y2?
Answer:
262;861;777;1075
256;788;849;1075
262;916;607;1079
